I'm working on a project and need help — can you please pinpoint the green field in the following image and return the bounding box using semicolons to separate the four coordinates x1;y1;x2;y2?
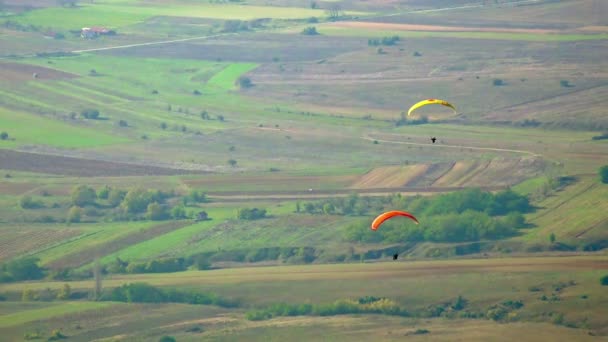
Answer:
0;108;126;148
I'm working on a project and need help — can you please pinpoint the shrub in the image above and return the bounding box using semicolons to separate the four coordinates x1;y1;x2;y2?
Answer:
237;77;252;89
48;329;67;341
601;274;608;286
301;26;318;35
600;165;608;184
19;195;43;209
23;331;43;340
493;79;505;86
80;109;100;119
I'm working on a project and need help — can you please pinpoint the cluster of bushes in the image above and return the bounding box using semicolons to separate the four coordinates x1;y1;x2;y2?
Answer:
80;109;101;120
246;296;408;321
295;188;532;244
21;184;211;223
21;284;73;301
236;207;267;220
485;299;524;321
592;132;608;141
189;246;318;266
103;282;239;307
0;257;45;283
368;36;400;46
395;115;429;126
301;26;318;35
106;257;187;274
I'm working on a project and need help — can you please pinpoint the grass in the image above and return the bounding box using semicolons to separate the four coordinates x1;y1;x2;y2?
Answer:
92;208;235;264
0;107;128;148
0;302;113;328
29;221;161;265
521;176;608;243
208;63;259;90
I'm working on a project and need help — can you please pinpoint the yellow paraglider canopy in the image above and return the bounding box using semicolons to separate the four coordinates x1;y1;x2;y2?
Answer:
407;98;456;116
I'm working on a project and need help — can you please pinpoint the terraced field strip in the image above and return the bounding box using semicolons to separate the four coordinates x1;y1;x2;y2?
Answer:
350;165;430;189
45;221;193;269
0;89;58;111
0;228;83;262
53;80;132;104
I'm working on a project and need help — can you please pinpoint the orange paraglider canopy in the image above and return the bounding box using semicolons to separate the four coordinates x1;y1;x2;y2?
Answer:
371;210;419;230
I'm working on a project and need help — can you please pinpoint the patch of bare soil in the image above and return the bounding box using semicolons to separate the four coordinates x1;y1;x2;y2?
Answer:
0;62;79;83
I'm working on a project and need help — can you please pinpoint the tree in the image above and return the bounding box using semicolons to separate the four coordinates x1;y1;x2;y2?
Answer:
0;132;8;140
549;233;556;243
326;3;342;20
97;185;111;199
121;188;152;214
7;257;45;281
217;114;224;121
493;79;505;86
71;185;96;206
67;206;82;223
601;275;608;286
200;110;209;120
560;80;572;88
108;188;126;207
160;122;167;130
600;165;608;184
93;258;102;300
237;76;253;89
228;159;237;167
56;284;71;300
159;336;176;342
171;205;187;219
146;202;168;220
194;255;212;270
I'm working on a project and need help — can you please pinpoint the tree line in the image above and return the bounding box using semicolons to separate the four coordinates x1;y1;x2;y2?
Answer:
296;188;533;243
